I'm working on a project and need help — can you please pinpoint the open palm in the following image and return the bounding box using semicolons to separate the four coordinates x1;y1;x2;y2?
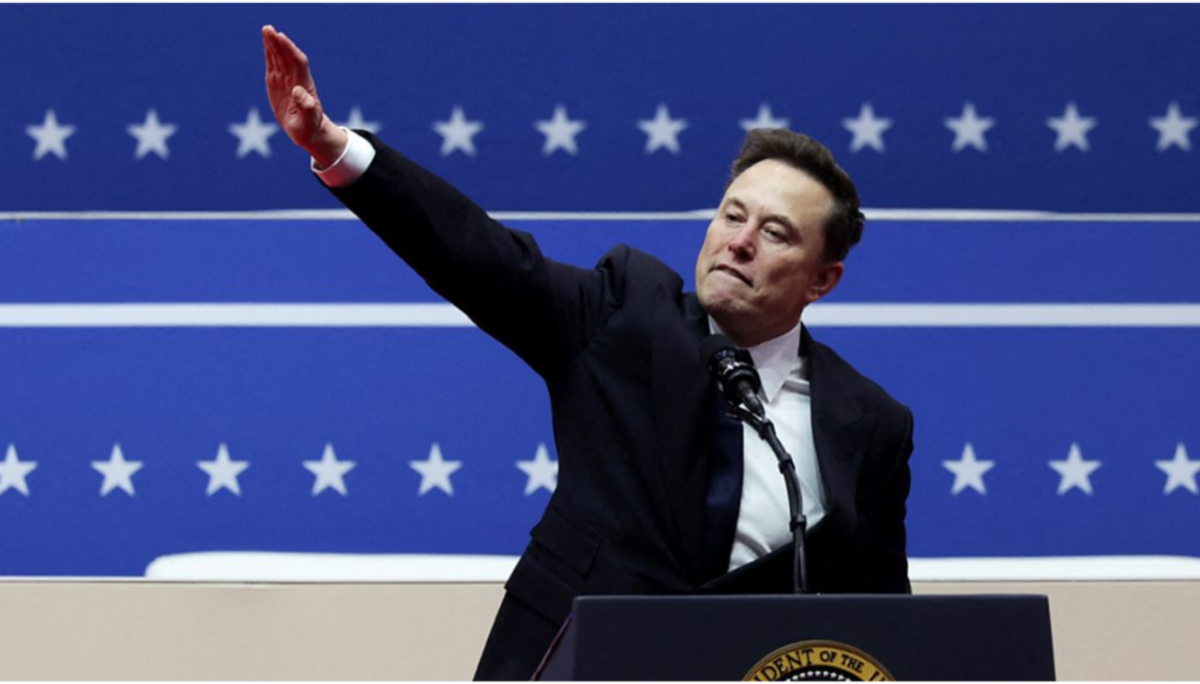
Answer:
263;25;330;153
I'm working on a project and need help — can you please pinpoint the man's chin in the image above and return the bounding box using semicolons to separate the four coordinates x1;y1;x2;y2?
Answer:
700;298;751;328
700;284;747;311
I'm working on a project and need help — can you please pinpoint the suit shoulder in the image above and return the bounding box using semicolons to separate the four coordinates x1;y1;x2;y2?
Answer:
593;244;685;295
807;332;910;420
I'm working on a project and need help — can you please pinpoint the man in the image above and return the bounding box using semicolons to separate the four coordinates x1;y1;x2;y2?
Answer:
263;25;913;681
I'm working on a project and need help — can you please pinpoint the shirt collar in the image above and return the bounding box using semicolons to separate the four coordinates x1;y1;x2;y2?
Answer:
707;317;805;403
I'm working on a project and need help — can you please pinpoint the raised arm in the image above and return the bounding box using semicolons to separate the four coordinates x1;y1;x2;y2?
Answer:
258;26;636;378
262;25;348;168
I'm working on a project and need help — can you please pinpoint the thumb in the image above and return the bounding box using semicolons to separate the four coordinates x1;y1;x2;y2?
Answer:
291;85;318;112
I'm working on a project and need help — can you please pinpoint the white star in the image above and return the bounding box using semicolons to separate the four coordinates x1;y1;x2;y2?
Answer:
0;444;37;497
91;443;143;497
433;106;484;157
740;103;790;132
228;107;279;159
638;104;688;155
1156;443;1200;495
409;443;462;496
1048;443;1101;496
127;108;178;160
340;107;383;135
26;109;76;161
1046;102;1098;152
942;442;995;495
535;105;587;156
1149;102;1197;152
944;102;996;153
197;444;249;497
516;443;558;496
303;443;356;497
842;102;893;153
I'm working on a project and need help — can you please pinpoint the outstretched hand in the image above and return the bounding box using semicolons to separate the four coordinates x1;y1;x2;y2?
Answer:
262;25;347;167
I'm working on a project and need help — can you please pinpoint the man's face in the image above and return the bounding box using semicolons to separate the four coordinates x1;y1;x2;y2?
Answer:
695;159;845;347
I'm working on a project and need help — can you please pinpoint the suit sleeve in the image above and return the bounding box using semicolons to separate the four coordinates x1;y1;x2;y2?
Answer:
326;133;624;378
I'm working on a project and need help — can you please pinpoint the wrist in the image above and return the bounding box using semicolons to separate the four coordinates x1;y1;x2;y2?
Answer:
306;120;349;170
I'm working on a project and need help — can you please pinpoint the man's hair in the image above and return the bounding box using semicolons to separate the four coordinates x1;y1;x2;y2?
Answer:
729;128;865;263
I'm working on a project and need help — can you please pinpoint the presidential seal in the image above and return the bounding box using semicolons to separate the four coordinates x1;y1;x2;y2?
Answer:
744;640;895;681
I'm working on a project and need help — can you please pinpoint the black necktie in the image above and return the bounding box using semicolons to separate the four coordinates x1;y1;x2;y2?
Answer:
702;389;744;581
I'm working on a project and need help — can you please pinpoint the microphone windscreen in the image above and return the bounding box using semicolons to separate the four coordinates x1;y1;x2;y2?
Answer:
699;334;734;367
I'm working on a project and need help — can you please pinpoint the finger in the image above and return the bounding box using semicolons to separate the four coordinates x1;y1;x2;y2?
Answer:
263;26;276;81
275;31;314;89
267;27;287;78
292;85;317;113
270;37;284;84
273;30;299;67
266;46;286;107
292;85;325;132
268;28;288;79
267;30;291;83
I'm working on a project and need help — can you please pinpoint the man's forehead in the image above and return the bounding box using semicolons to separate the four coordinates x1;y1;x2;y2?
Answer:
723;161;832;217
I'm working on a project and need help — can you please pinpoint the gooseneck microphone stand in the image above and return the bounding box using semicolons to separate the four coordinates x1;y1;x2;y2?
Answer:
724;399;810;595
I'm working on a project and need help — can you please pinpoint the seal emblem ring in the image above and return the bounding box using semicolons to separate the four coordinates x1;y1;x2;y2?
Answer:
743;640;895;681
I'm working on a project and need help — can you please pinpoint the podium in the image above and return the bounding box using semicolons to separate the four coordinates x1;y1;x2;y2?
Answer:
536;594;1054;680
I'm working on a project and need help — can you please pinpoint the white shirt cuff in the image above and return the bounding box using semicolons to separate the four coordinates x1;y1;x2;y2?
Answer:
312;128;376;188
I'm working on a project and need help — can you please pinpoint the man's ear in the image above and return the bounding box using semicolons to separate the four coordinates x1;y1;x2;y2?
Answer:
806;260;845;305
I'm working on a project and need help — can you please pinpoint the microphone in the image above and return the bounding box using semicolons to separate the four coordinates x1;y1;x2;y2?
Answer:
699;332;810;594
699;334;765;418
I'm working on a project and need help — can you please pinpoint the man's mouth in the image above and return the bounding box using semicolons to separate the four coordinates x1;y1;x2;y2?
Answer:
714;264;752;286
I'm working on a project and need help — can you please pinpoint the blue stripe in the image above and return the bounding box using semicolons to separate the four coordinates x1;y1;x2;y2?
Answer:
1;325;1196;575
3;219;1197;304
1;5;1199;212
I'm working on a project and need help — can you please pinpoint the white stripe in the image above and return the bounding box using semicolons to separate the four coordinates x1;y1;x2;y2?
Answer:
8;553;1200;583
804;303;1200;327
0;304;473;327
863;209;1200;222
0;210;712;222
0;210;359;221
4;209;1200;223
1;303;1199;328
497;211;715;221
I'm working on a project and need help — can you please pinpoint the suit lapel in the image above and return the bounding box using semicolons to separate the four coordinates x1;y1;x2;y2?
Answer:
651;309;876;582
803;326;873;540
651;292;720;581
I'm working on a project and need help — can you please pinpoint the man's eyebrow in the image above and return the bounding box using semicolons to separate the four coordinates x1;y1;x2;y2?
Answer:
724;198;799;235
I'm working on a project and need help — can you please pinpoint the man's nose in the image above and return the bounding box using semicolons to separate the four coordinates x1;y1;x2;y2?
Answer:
727;222;757;259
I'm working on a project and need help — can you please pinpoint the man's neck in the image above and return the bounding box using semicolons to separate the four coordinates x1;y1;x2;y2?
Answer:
709;318;802;349
708;316;803;352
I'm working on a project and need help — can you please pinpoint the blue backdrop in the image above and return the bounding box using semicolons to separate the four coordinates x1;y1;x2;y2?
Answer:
2;216;1198;576
2;4;1199;212
1;5;1199;577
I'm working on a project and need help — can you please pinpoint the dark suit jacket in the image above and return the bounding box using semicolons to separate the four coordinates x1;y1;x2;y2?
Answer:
330;133;914;681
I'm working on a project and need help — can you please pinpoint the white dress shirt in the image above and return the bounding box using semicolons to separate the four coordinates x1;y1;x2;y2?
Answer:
711;319;826;572
313;128;376;188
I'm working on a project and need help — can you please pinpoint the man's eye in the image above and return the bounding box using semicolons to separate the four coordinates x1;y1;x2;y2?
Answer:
725;213;742;222
764;227;785;242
